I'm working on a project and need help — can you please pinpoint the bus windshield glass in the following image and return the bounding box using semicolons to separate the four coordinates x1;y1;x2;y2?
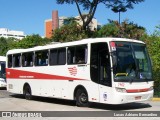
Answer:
111;42;152;82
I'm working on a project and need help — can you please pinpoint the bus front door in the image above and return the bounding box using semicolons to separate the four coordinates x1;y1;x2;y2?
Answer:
98;50;112;103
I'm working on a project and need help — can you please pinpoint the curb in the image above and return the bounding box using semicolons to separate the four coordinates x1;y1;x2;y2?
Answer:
152;98;160;101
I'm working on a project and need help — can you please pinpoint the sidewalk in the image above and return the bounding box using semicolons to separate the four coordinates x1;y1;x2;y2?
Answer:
152;97;160;101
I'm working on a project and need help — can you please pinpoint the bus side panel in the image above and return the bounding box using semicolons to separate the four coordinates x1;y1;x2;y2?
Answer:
7;79;24;94
6;65;100;102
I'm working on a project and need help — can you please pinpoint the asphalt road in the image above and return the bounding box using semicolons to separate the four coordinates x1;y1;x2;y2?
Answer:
0;89;160;120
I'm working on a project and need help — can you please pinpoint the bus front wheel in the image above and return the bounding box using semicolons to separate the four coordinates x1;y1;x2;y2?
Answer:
24;85;32;100
76;88;89;107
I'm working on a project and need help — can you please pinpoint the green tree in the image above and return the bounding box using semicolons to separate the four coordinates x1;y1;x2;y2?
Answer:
144;26;160;83
97;21;119;37
143;25;160;96
15;34;50;49
120;20;146;39
56;0;144;30
0;37;8;56
0;35;51;56
97;20;146;40
52;22;87;42
0;37;16;56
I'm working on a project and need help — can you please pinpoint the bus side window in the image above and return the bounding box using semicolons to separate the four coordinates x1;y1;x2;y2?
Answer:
22;52;34;67
50;49;58;65
76;45;87;64
35;50;48;66
67;45;87;64
50;48;66;65
8;55;12;68
67;47;75;64
13;54;21;67
58;48;66;65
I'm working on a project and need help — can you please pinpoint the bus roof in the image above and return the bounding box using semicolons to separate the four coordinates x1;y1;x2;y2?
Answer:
0;56;6;61
7;38;145;54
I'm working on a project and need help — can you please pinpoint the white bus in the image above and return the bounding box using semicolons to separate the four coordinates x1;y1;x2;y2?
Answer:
6;38;153;106
0;56;6;88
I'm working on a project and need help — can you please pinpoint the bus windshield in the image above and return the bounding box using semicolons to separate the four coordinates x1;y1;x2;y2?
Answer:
111;42;152;82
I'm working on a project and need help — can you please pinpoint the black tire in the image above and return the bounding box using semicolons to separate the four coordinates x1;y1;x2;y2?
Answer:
24;85;32;100
76;88;89;107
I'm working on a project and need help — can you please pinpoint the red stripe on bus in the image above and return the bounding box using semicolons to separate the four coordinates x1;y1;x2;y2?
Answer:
6;68;86;81
126;88;149;93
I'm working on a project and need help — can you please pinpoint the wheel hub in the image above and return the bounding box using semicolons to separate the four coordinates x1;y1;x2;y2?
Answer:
80;93;87;102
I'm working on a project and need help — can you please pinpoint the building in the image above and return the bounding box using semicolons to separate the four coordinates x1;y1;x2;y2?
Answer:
45;10;59;38
44;10;100;38
44;19;52;38
59;16;68;28
52;10;59;30
0;28;26;40
75;15;98;31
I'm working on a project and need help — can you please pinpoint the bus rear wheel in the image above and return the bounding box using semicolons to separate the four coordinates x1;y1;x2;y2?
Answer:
24;85;32;100
76;88;89;107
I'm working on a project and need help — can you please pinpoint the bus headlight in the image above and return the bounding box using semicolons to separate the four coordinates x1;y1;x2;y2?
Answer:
115;87;127;93
149;86;153;91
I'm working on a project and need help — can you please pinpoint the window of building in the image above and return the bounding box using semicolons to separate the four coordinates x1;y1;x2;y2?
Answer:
7;34;14;36
67;45;87;64
35;50;48;66
22;52;34;67
13;54;21;67
50;48;66;65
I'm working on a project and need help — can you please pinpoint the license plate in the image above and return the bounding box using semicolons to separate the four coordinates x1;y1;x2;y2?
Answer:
135;96;141;100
